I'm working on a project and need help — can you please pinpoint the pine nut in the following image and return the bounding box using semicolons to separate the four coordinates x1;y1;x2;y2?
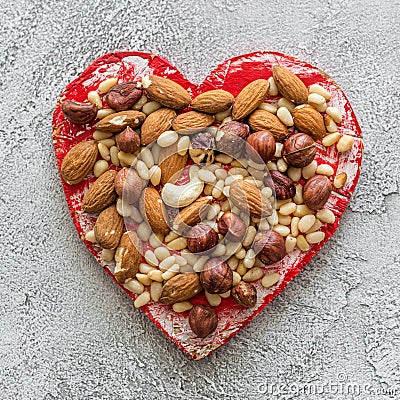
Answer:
102;248;115;262
287;167;302;182
98;77;118;93
204;291;221;307
324;115;338;133
277;158;288;172
279;202;297;216
275;142;283;158
130;206;143;223
220;291;231;299
212;243;226;257
139;148;154;169
148;270;163;282
98;138;116;148
243;249;256;269
259;102;277;114
223;185;231;197
93;160;109;177
258;219;270;231
136;273;152;286
261;272;280;288
212;179;224;199
334;172;347;189
306;219;322;234
117;151;136;166
316;164;334;176
136;160;149;180
221;199;231;212
142;101;161;115
198;169;216;183
235;248;246;260
134;291;151;308
85;230;97;243
177;135;190;156
98;142;110;161
87;91;102;109
298;214;316;233
326;106;342;123
97;109;115;119
93;130;113;140
306;231;325;244
161;265;180;280
225;241;242;257
293;185;303;205
278;213;291;225
296;235;310;251
149;165;161;186
227;256;239;270
308;93;325;105
215;108;232;122
144;250;158;266
285;236;297;253
276;199;291;209
267;209;279;226
150;143;161;164
166;237;187;250
291;216;300;237
150;282;163;302
124;279;144;294
222;116;232;124
267;161;278;171
242;226;256;248
316;209;335;224
180;264;195;273
157;130;178;148
165;230;179;243
204;184;213;196
159;255;176;271
313;101;327;112
322;132;341;147
309;84;331;100
154;246;170;261
294;204;314;217
277;97;295;112
116;198;132;217
180;250;197;265
173;301;193;313
215;168;228;180
139;263;156;274
232;271;241;286
193;256;209;272
236;262;247;276
337;135;354;153
132;94;148;110
273;224;291;236
108;146;119;167
137;222;152;241
268;76;279;96
277;107;294;126
243;267;264;282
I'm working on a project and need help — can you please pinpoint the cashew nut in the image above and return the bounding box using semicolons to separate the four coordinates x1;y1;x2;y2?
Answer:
161;166;204;208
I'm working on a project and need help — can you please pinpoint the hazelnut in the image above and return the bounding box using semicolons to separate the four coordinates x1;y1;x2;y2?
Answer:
189;129;215;165
114;168;142;204
267;170;296;200
216;121;249;155
200;258;233;294
246;130;276;163
187;223;218;253
253;230;286;265
116;126;141;153
61;100;97;125
105;82;143;111
218;212;246;242
282;133;316;167
189;305;218;338
303;175;332;210
231;282;257;308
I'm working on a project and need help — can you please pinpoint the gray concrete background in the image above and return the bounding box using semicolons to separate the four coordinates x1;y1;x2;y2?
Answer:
1;0;399;399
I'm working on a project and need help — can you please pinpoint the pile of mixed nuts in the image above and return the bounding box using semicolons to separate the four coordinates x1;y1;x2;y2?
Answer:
60;65;353;339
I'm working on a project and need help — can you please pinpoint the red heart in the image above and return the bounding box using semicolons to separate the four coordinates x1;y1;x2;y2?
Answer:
53;51;363;359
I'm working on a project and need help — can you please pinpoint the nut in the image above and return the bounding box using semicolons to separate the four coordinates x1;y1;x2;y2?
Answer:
246;130;276;163
158;143;188;185
61;141;98;184
140;187;170;235
62;100;97;125
248;109;289;141
114;168;142;204
116;126;141;153
189;130;216;165
82;170;117;214
159;273;202;304
292;105;326;140
272;65;308;104
231;282;257;307
253;230;286;265
191;89;234;114
282;133;316;167
187;223;218;253
140;107;176;145
94;204;123;249
216;121;249;155
267;170;296;200
189;305;218;338
232;79;269;120
218;212;247;242
303;175;332;210
172;111;214;134
95;110;146;133
200;258;233;294
105;82;143;111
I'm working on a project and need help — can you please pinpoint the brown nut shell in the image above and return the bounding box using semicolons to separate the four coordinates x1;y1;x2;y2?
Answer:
282;133;316;167
218;212;247;242
189;305;218;338
62;100;98;125
303;175;332;210
216;121;249;155
116;126;141;153
246;130;276;163
231;282;257;308
114;168;142;204
253;230;286;265
187;223;218;253
268;170;296;200
200;258;233;294
105;82;142;111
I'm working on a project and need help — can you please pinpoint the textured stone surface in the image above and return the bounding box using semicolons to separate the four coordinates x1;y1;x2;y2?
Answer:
0;0;399;399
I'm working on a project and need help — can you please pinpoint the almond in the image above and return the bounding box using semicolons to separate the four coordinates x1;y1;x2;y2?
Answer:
172;111;214;134
229;180;272;218
82;170;117;214
232;79;269;120
114;231;142;284
145;75;191;109
140;187;170;235
95;110;146;133
292;104;326;140
158;143;188;185
159;273;202;304
272;65;308;104
141;107;176;145
172;196;213;233
94;204;123;249
61;141;98;184
191;90;234;113
248;109;289;141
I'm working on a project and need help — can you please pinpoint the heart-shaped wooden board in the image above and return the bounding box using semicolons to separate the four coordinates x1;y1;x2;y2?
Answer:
53;51;363;359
